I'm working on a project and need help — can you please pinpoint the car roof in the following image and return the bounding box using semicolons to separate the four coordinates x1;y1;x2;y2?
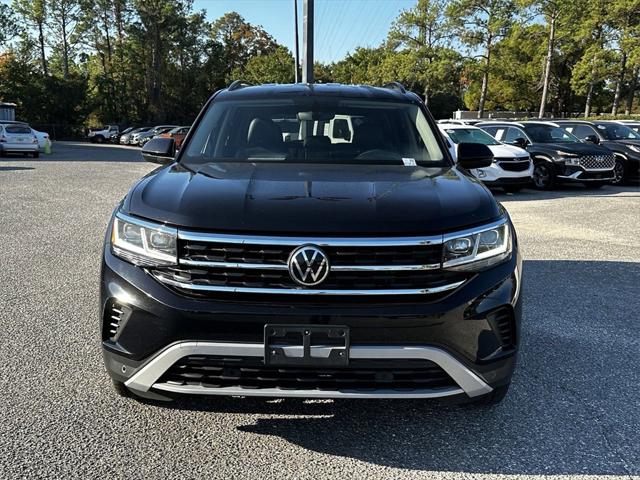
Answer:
215;82;421;103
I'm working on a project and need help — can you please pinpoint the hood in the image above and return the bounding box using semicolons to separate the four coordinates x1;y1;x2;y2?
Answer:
124;162;501;235
488;144;529;158
533;141;612;155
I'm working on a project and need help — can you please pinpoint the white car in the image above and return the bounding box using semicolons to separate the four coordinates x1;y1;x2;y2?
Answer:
0;123;39;158
438;123;533;192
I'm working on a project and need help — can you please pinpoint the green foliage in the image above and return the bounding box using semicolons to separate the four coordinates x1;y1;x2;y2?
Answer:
234;45;295;84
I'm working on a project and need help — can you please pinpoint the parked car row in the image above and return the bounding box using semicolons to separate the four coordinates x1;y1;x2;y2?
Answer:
0;120;51;158
87;124;191;148
438;118;640;190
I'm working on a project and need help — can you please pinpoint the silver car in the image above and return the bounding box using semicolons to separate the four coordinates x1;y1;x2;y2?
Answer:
0;123;40;157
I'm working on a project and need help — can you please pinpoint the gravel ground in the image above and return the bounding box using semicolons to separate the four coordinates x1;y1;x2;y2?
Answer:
0;142;638;480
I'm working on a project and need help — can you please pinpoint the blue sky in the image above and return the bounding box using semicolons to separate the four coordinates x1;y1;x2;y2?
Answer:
194;0;416;63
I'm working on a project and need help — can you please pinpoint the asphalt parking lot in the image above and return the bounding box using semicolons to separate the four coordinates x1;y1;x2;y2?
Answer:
1;142;638;479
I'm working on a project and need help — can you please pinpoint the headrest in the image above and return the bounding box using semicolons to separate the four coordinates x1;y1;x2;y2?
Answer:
247;118;283;149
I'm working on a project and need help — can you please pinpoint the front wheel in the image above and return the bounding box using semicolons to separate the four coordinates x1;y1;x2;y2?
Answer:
532;162;556;190
611;157;626;185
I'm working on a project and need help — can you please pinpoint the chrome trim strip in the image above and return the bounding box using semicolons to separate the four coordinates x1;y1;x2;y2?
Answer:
331;263;441;272
153;383;464;399
151;272;465;296
115;211;177;235
180;259;288;270
178;230;443;247
442;217;508;242
179;258;441;272
125;342;492;398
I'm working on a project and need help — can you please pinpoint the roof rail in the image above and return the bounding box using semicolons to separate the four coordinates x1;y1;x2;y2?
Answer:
228;80;253;91
382;82;407;94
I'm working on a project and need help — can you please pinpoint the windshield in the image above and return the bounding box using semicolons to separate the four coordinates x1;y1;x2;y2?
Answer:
181;98;446;166
523;124;579;143
596;123;640;140
443;127;500;145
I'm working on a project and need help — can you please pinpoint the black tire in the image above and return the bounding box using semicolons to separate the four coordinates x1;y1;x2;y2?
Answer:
503;185;524;193
532;161;556;190
33;151;40;158
112;379;132;398
469;383;510;406
95;135;104;144
611;157;626;185
583;182;606;189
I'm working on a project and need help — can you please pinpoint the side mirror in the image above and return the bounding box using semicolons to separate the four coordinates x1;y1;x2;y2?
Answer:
457;142;494;169
583;134;599;144
511;137;528;148
142;137;175;164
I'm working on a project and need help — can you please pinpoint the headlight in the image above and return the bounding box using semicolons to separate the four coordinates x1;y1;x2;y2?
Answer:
628;145;640;153
443;219;512;271
556;151;578;157
111;212;177;266
556;151;580;165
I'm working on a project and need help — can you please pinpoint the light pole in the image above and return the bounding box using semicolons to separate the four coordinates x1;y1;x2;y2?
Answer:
302;0;314;84
293;0;300;83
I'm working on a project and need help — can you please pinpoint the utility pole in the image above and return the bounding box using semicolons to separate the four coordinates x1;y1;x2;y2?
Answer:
293;0;300;83
302;0;314;84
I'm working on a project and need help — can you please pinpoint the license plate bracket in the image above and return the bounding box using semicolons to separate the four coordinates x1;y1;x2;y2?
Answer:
264;325;350;367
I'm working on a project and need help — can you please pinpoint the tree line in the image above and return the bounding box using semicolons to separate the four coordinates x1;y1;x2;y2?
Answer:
0;0;638;128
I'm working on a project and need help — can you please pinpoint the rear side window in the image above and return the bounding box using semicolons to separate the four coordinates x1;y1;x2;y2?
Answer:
5;126;32;134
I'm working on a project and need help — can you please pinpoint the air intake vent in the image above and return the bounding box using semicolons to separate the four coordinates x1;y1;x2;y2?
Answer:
103;301;132;341
489;308;516;348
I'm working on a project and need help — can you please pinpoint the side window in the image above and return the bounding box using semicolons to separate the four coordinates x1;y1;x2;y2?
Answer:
572;125;597;139
505;127;526;143
482;126;498;137
493;128;507;141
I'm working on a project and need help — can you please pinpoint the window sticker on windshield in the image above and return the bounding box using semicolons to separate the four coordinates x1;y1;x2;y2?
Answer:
402;157;417;166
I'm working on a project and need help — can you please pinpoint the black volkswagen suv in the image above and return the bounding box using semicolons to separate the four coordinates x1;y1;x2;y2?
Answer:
101;82;522;405
554;120;640;185
478;121;615;189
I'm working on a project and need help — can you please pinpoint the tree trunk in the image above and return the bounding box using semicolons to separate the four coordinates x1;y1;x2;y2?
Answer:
478;37;492;119
625;67;638;115
611;51;627;115
61;10;69;79
37;21;48;76
539;12;556;118
584;81;594;117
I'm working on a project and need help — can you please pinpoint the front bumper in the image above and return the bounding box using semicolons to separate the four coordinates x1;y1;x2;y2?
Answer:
472;162;533;185
557;165;614;182
101;238;522;401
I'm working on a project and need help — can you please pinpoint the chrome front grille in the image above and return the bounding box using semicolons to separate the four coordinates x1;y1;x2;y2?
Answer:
579;154;615;170
151;231;469;296
494;157;531;172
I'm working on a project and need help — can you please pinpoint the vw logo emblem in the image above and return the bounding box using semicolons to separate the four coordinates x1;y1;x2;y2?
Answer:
288;245;330;287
